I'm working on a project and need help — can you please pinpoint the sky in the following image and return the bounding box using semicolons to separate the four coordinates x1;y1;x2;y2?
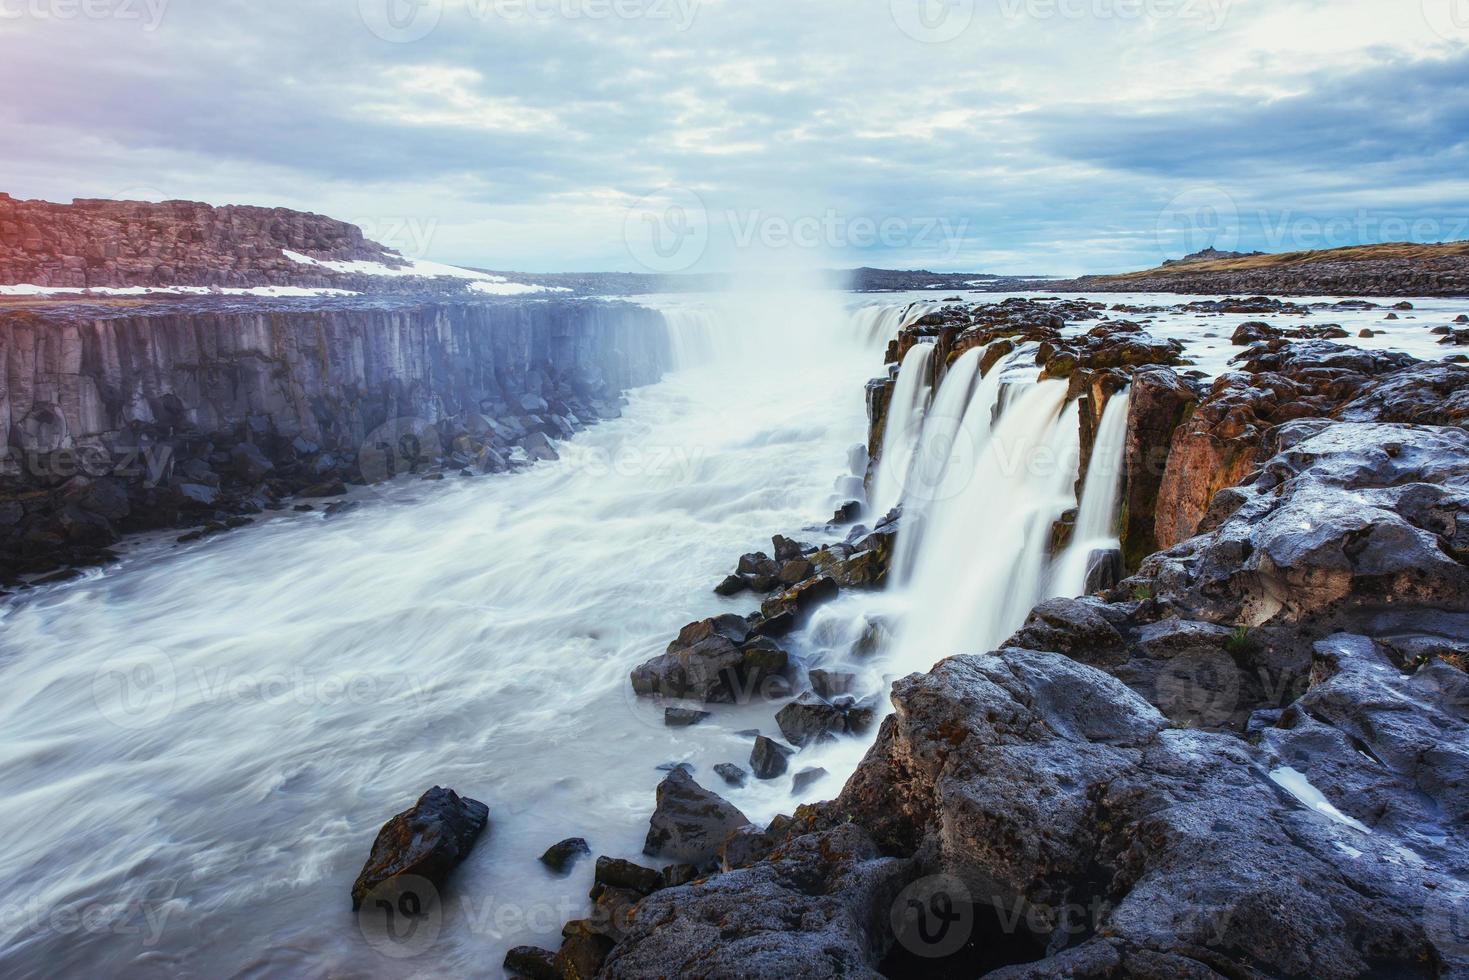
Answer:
1;0;1467;275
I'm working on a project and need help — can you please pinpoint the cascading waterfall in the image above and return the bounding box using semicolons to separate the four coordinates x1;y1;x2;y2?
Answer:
1049;390;1132;598
865;342;935;519
850;301;942;347
887;354;1082;673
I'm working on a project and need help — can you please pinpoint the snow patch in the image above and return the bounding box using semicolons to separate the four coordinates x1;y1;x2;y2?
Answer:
1269;767;1373;833
282;249;569;294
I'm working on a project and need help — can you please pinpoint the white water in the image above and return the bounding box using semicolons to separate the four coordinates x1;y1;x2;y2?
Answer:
866;342;934;520
3;288;1456;977
1048;390;1131;598
850;301;942;348
887;348;1082;673
0;291;910;979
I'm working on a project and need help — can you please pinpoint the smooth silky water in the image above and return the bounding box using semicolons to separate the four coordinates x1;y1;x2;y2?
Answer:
0;289;1461;977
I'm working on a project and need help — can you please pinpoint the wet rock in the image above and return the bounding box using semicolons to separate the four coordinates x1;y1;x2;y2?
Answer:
229;442;274;483
593;856;664;898
808;669;857;700
749;736;794;780
791;767;828;795
776;558;814;585
1082;547;1124;593
554;921;615;980
713;574;748;597
1231;321;1278;345
350;786;489;910
521;432;559;463
759;575;839;628
713;763;748;788
503;945;559;980
664;707;711;728
299;479;346;497
772;534;805;561
775;692;846;748
642;768;751;867
539;837;591;875
1120;367;1199;570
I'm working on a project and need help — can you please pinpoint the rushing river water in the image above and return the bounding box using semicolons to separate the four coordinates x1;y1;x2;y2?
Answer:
0;289;1463;978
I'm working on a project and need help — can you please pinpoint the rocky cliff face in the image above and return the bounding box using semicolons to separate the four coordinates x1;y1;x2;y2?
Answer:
0;296;669;584
0;194;420;290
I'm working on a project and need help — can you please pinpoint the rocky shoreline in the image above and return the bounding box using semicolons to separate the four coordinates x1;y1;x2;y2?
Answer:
0;295;669;592
369;296;1469;978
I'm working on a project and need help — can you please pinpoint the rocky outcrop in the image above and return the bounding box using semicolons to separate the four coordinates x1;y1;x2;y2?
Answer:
550;339;1469;979
0;194;424;290
1119;367;1199;570
0;296;668;584
350;786;489;911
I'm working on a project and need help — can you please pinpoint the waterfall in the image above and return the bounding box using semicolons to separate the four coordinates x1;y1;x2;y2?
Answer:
889;373;1081;673
887;344;1022;585
866;342;935;519
850;301;943;347
1049;390;1131;598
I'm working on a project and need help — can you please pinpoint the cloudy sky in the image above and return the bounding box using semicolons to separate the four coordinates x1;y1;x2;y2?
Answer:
1;0;1467;275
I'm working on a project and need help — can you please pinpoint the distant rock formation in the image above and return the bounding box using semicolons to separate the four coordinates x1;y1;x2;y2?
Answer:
1160;246;1265;266
0;193;411;290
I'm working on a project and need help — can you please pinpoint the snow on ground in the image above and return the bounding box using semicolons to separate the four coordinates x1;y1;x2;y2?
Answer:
0;284;359;298
282;249;569;294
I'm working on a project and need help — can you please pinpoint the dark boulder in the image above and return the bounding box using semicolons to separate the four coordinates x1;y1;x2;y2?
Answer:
642;768;751;867
350;787;489;910
749;736;794;780
540;837;591;875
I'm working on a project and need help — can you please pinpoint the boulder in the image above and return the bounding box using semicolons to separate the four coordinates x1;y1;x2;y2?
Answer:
749;736;794;780
540;837;591;874
350;787;489;910
642;769;751;867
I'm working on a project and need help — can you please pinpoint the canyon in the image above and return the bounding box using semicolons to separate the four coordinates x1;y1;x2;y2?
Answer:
2;199;1468;980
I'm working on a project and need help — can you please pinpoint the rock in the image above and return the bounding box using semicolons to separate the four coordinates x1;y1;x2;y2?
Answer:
350;787;489;910
1082;547;1123;593
749;736;794;780
830;500;861;525
593;856;664;897
775;691;845;747
776;558;814;585
808;669;857;700
554;922;615;979
772;534;805;561
791;767;828;795
642;769;751;867
1120;367;1198;570
540;837;591;874
1231;321;1278;345
229;442;274;483
736;552;768;574
1358;329;1376;338
713;574;748;597
176;483;219;507
1456;314;1469;324
299;479;346;497
521;432;559;462
713;763;748;788
504;945;559;980
664;707;711;728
